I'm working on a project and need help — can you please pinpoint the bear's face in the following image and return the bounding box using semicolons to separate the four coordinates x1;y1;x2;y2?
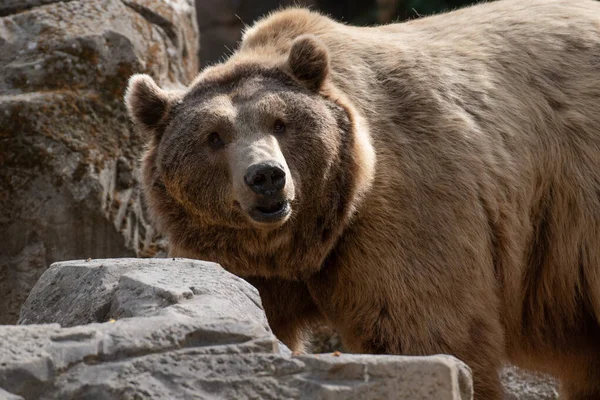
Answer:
125;36;359;233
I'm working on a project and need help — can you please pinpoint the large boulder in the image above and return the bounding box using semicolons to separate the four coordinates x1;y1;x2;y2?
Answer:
18;258;270;328
0;0;199;324
10;258;473;399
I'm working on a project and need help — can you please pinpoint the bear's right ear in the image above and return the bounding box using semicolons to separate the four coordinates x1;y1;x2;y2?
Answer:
287;35;330;91
124;74;176;140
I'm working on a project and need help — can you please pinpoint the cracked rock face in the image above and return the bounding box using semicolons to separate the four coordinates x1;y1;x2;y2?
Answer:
10;258;474;399
18;258;270;328
0;0;199;324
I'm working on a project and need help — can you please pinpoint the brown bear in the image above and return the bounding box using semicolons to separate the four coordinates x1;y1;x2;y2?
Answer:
124;0;600;398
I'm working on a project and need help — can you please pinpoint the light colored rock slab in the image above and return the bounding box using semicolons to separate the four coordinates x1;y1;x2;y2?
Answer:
11;258;473;399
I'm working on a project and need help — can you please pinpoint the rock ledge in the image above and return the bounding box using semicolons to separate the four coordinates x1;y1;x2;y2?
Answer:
7;258;473;400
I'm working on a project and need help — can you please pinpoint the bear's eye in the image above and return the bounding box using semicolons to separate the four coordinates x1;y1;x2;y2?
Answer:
208;132;225;149
273;119;286;134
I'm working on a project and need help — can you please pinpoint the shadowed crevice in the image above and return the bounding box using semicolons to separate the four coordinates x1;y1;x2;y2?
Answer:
120;0;178;45
0;0;78;17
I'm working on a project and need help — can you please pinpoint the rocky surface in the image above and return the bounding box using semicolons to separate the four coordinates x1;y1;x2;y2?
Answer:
0;0;199;324
10;258;473;399
18;258;269;328
501;366;558;400
311;330;559;399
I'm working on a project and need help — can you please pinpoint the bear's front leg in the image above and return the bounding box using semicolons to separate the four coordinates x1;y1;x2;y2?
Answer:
245;277;325;354
306;241;505;400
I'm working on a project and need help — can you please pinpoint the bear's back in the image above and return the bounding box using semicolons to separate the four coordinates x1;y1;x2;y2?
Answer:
239;0;600;157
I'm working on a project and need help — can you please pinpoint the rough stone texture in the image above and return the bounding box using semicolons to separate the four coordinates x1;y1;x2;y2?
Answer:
11;258;473;399
195;0;316;66
501;366;559;400
0;388;24;400
18;258;559;399
19;258;269;329
0;0;199;324
311;329;559;399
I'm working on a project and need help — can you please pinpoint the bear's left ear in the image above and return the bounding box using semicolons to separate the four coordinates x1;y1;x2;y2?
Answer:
124;74;179;141
287;35;330;91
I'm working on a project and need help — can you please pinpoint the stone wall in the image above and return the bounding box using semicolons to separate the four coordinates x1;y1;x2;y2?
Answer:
0;0;199;324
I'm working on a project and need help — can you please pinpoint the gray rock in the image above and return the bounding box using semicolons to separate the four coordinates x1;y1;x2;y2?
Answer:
0;0;199;324
19;258;269;330
11;258;472;399
310;324;559;399
0;0;70;16
0;388;24;400
501;365;559;400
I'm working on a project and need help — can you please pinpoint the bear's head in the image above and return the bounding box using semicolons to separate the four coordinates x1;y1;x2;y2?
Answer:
125;34;375;276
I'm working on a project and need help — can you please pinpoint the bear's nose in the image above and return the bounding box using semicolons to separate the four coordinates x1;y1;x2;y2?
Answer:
244;162;286;196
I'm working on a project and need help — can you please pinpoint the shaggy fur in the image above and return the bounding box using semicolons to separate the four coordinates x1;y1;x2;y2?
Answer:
125;0;600;398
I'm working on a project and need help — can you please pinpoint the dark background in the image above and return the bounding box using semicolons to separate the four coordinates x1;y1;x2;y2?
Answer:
197;0;487;66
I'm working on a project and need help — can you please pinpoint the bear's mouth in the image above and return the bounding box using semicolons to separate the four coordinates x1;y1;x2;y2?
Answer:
249;199;291;224
256;200;286;214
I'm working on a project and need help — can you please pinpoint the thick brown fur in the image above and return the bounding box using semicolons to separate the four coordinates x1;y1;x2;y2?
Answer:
125;0;600;398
